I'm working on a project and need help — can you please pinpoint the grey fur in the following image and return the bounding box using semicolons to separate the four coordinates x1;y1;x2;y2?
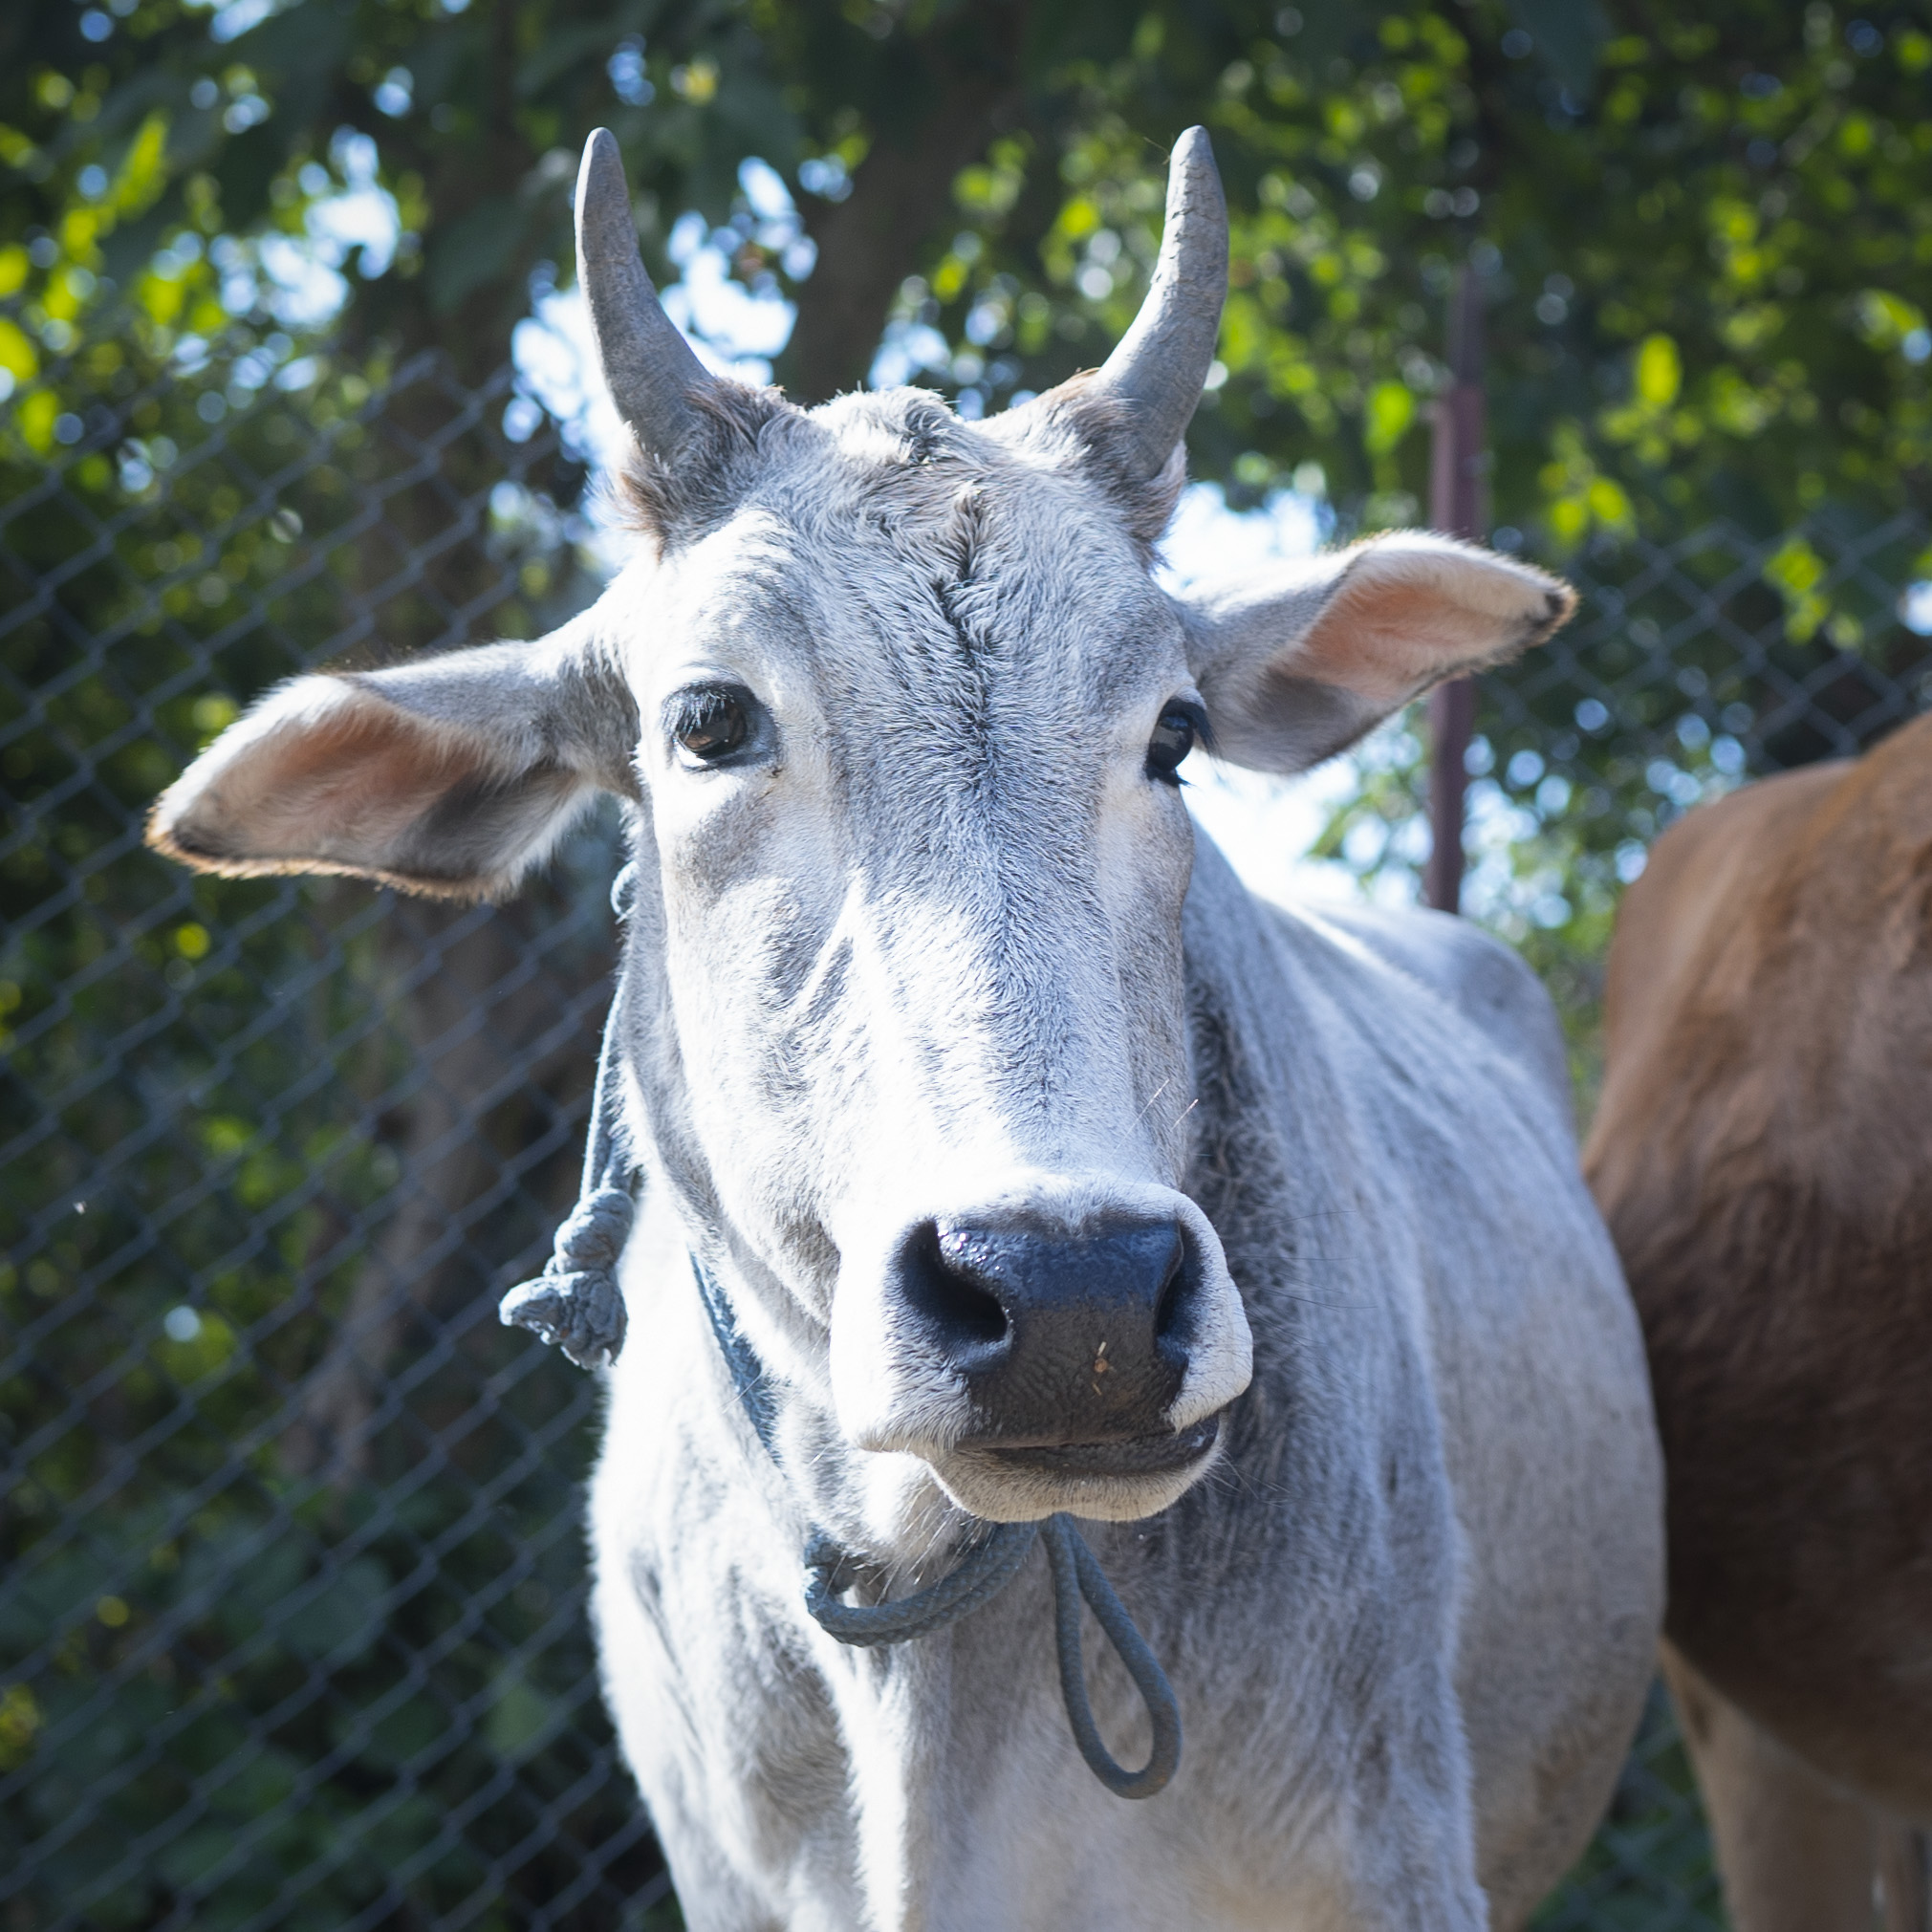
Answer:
146;144;1660;1930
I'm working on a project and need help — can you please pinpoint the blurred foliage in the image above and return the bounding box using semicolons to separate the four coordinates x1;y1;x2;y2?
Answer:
9;0;1932;1924
0;0;790;376
6;0;1928;530
0;304;656;1922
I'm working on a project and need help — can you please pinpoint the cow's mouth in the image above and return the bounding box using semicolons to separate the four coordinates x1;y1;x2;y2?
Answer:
979;1414;1221;1479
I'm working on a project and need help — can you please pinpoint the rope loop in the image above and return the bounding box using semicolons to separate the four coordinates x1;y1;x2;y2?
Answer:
1042;1513;1183;1799
802;1511;1182;1800
498;944;637;1371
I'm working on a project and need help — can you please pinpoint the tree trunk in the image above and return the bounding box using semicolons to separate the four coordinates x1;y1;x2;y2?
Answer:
784;81;1017;401
781;5;1030;402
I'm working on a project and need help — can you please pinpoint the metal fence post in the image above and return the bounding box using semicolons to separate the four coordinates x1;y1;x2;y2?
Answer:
1425;265;1487;914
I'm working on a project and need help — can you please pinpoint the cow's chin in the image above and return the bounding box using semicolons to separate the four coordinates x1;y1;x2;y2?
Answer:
922;1414;1225;1525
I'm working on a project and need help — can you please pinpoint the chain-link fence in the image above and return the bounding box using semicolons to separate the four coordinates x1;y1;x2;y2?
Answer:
3;330;667;1931
7;319;1928;1929
1308;498;1932;1109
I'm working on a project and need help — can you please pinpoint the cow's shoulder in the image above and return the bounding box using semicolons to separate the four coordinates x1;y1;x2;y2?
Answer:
1294;898;1574;1135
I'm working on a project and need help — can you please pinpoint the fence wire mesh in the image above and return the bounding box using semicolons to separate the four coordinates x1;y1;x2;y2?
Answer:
6;322;1928;1929
1489;501;1932;857
3;331;665;1931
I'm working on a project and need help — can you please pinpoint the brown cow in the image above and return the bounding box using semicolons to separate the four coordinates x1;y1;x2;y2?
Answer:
1584;709;1932;1932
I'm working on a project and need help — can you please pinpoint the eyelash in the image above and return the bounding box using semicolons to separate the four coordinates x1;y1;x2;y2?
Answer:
667;686;755;763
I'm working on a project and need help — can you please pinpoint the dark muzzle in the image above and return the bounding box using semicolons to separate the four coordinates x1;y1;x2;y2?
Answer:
898;1218;1196;1444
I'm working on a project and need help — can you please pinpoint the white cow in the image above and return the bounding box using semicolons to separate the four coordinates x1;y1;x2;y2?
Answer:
150;127;1661;1930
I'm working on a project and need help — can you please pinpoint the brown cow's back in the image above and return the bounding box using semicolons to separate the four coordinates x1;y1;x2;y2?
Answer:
1586;712;1932;1817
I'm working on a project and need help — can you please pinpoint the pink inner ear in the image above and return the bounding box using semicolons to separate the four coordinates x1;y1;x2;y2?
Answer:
1292;568;1518;709
189;695;490;868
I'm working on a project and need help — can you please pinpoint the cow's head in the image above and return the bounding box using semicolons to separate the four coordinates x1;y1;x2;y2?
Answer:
150;130;1572;1528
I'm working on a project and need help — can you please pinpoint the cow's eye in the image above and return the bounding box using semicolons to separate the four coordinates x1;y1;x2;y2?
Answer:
1146;705;1203;785
669;686;751;763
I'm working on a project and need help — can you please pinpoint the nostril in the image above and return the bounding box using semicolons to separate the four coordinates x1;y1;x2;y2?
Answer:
889;1214;1202;1443
1152;1227;1191;1344
903;1224;1009;1351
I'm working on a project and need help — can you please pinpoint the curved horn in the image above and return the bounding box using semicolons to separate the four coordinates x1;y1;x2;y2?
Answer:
1091;126;1228;480
575;127;716;456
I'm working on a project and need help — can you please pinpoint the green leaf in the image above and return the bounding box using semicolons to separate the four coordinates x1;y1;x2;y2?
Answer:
1364;379;1417;455
0;317;39;384
1635;335;1682;409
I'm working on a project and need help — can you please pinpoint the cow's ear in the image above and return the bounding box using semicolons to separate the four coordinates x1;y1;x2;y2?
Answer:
1177;532;1574;775
147;615;639;901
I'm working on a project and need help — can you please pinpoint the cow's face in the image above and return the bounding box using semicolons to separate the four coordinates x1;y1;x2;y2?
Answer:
148;129;1574;1529
608;390;1242;1523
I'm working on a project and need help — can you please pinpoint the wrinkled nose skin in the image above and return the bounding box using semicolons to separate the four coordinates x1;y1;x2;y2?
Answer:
899;1220;1197;1445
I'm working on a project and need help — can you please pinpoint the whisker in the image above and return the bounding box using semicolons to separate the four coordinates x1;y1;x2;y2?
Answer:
1133;1076;1173;1127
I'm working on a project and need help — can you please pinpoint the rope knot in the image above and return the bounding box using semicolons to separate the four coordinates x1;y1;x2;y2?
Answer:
499;1183;635;1369
555;1184;635;1272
